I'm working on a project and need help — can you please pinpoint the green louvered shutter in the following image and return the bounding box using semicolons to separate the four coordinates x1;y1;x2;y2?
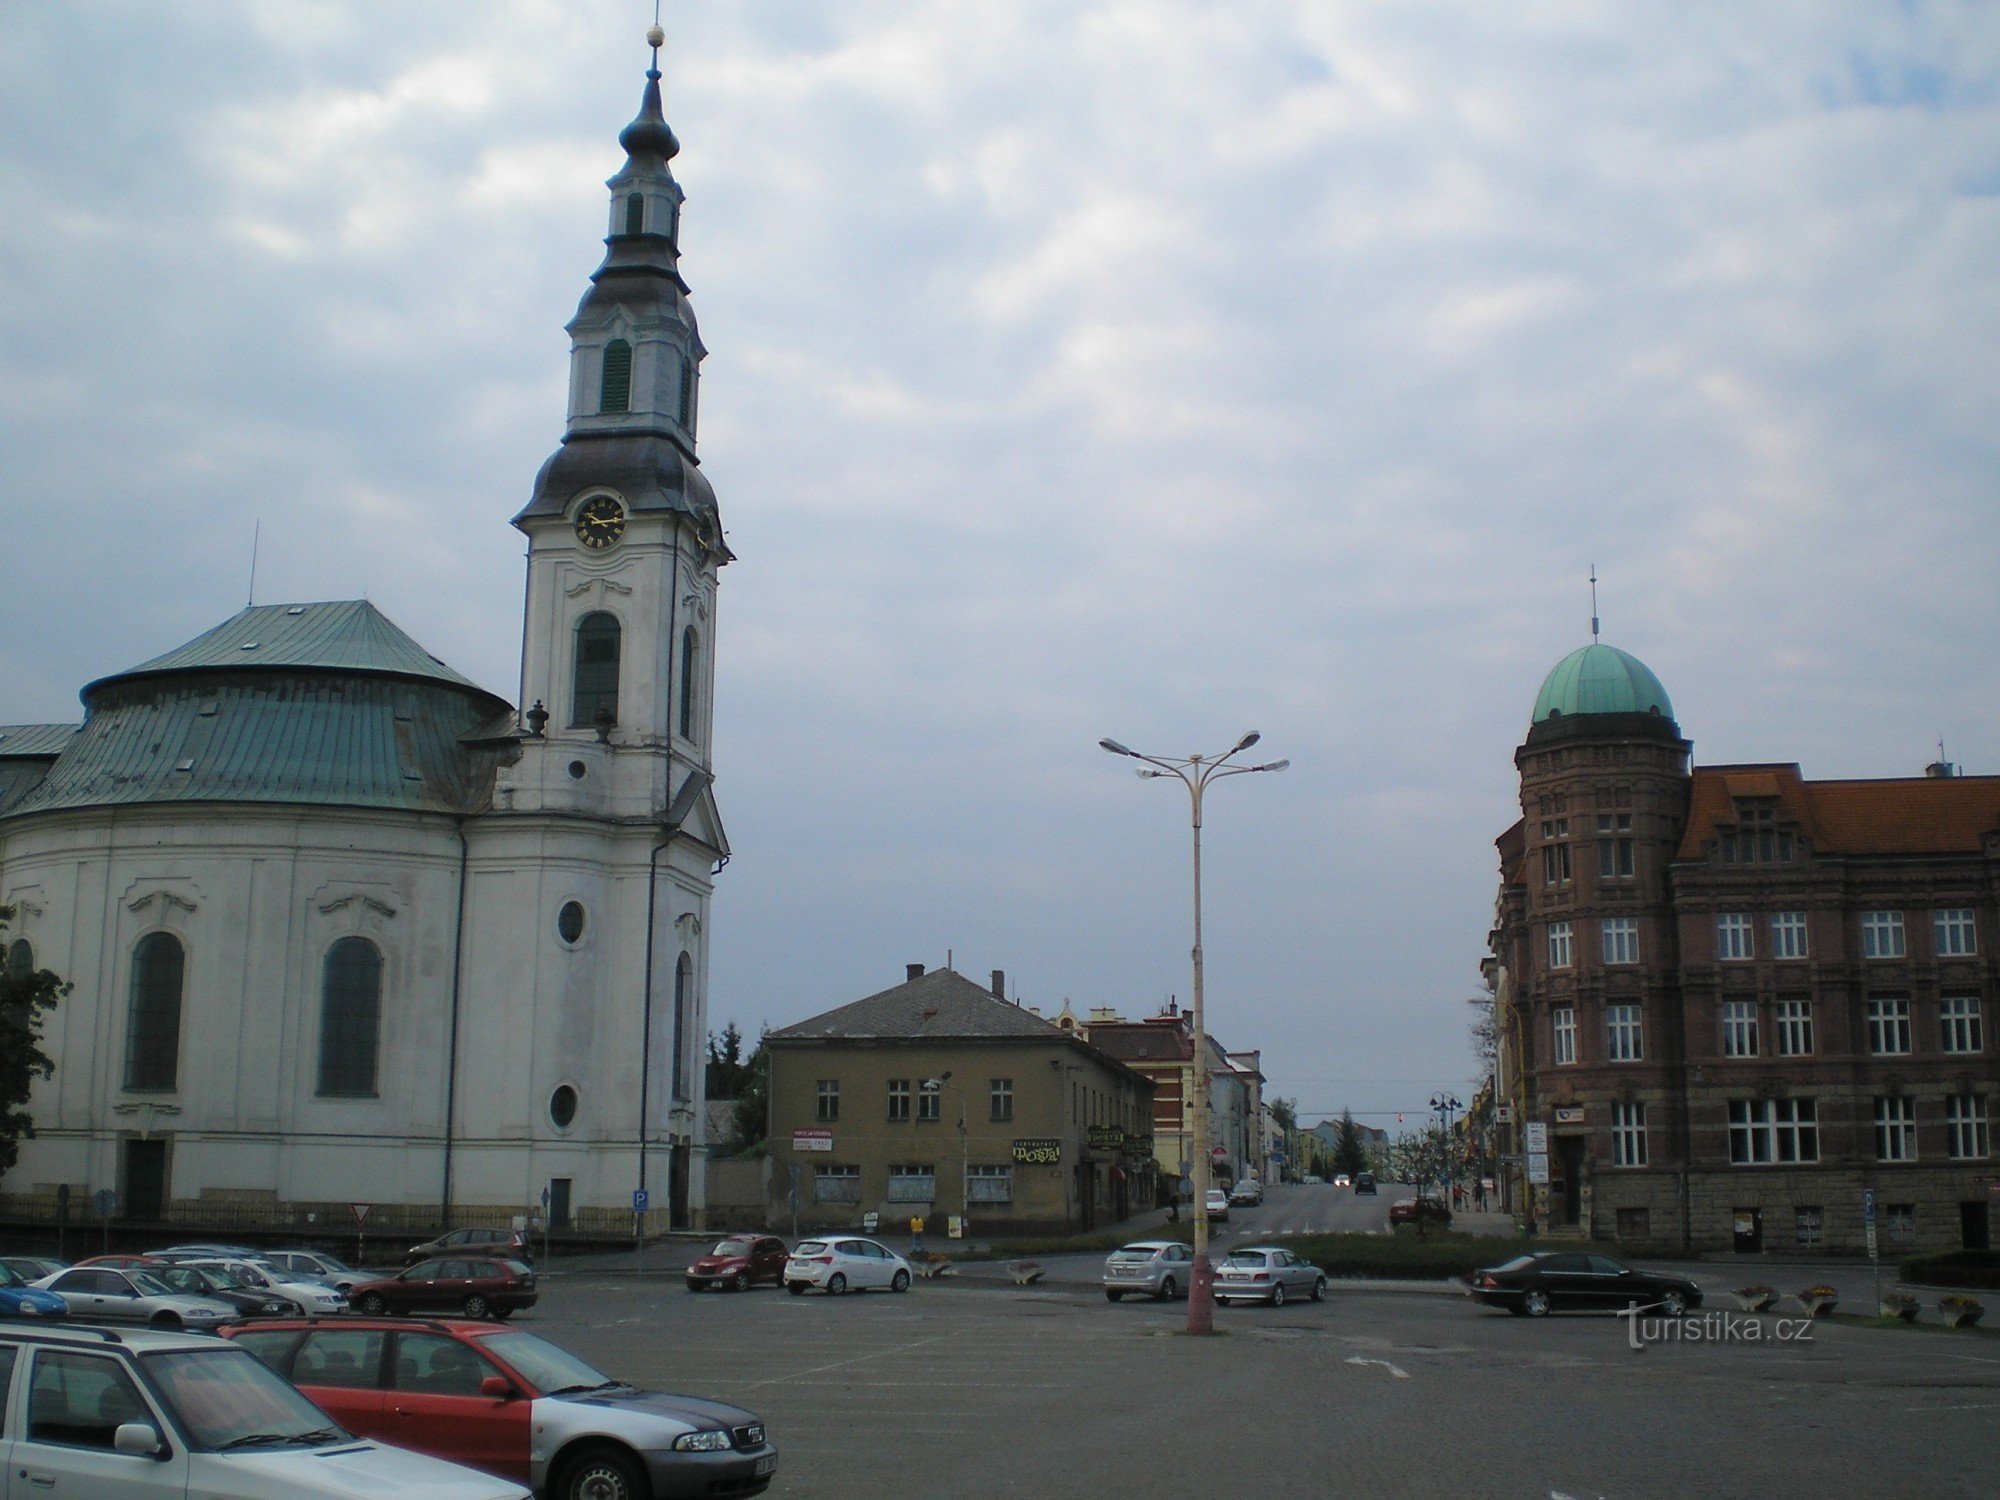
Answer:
600;340;632;414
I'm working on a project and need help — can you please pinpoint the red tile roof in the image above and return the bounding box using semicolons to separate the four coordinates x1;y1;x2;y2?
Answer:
1679;764;2000;859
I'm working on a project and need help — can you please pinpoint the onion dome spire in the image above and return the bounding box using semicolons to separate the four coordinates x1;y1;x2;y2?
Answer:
620;24;680;162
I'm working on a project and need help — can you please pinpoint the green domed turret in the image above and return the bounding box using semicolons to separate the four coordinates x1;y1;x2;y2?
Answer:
1531;644;1674;725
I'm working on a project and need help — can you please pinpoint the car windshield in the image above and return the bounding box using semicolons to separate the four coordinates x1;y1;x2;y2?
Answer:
711;1239;756;1257
477;1331;616;1395
305;1254;351;1272
129;1270;175;1296
143;1347;341;1451
794;1241;828;1256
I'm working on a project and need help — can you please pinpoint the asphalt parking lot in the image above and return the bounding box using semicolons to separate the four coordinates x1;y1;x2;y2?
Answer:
528;1268;2000;1499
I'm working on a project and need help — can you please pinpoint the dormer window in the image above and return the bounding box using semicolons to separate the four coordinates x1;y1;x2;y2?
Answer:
625;193;644;235
1719;803;1792;864
600;340;632;414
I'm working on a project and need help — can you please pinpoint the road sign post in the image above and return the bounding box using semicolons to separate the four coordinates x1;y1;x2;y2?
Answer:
632;1188;649;1265
1863;1188;1879;1307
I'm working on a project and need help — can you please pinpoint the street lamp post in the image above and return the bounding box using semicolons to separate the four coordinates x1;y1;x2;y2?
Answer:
1100;730;1288;1336
1431;1092;1462;1209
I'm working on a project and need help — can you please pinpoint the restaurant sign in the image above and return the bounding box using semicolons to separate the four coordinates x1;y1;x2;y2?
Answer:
1012;1138;1062;1165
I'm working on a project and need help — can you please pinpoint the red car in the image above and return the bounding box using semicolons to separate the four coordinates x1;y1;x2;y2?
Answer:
1388;1197;1453;1227
348;1256;537;1319
684;1235;789;1292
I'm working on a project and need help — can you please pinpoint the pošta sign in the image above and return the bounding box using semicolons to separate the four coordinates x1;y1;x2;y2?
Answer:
1088;1126;1126;1151
1013;1138;1062;1165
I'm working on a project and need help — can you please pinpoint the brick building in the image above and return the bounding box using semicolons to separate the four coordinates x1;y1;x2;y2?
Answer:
1489;640;2000;1255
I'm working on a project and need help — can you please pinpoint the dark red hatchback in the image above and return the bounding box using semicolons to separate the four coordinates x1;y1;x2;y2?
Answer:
349;1256;537;1319
685;1236;788;1293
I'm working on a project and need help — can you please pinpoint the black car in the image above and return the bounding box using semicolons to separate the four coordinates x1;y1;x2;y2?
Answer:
1353;1173;1376;1195
1466;1251;1702;1317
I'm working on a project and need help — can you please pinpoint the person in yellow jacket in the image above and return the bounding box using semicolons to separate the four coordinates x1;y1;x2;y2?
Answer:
908;1214;926;1256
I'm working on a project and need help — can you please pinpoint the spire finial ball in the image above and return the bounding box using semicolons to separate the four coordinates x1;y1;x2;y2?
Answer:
646;25;665;48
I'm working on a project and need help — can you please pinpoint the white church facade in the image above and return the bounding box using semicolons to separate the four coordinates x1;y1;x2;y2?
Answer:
0;48;728;1238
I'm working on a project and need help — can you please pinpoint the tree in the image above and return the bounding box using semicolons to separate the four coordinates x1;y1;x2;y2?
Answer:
705;1021;751;1098
704;1023;770;1156
0;908;66;1179
1467;989;1498;1069
1333;1110;1370;1178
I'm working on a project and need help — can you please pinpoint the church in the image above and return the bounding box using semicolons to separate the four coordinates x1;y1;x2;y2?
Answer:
0;39;728;1239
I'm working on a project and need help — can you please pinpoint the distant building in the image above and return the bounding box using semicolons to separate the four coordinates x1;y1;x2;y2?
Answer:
1490;640;2000;1254
765;966;1156;1236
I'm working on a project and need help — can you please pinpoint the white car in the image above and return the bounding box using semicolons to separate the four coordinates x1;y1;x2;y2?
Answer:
783;1237;914;1295
179;1257;348;1316
1333;1174;1352;1188
1204;1188;1231;1223
0;1322;530;1499
1213;1245;1327;1307
265;1248;376;1295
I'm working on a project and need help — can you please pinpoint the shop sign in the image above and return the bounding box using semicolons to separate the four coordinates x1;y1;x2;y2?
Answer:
792;1128;834;1153
1088;1125;1126;1151
1554;1106;1586;1124
1013;1138;1062;1165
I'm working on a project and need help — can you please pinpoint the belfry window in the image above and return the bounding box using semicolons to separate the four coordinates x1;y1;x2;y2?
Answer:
671;952;693;1101
6;939;31;979
318;937;382;1096
678;626;699;739
625;193;644;236
125;932;185;1091
677;356;694;429
572;612;622;728
600;339;632;414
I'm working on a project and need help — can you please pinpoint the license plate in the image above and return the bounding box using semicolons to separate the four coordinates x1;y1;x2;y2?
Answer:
754;1454;778;1476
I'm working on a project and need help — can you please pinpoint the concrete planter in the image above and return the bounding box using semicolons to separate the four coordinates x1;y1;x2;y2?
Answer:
1731;1286;1779;1314
1940;1297;1985;1330
1798;1286;1839;1318
1880;1294;1920;1322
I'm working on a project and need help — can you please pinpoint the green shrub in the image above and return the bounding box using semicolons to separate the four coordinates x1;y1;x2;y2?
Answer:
1899;1250;2000;1290
1287;1230;1507;1281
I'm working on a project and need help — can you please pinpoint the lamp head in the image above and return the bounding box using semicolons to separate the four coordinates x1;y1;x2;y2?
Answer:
1234;731;1261;752
1099;738;1133;756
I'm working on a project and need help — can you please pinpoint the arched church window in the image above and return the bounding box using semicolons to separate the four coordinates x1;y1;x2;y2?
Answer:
124;932;185;1092
624;193;644;236
600;340;632;414
671;952;693;1101
572;612;622;728
678;626;699;739
6;938;31;979
676;355;694;429
317;937;382;1097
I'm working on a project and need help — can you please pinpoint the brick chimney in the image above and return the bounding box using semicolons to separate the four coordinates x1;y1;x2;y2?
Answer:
906;963;925;982
991;969;1006;1000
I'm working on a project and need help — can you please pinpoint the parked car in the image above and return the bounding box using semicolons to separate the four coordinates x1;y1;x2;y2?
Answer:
225;1316;779;1500
783;1238;912;1295
1302;1174;1324;1185
1213;1246;1327;1307
1101;1240;1195;1302
150;1262;297;1318
30;1265;238;1330
686;1235;789;1292
0;1260;67;1320
349;1257;539;1319
1465;1252;1703;1318
1204;1188;1231;1223
1352;1173;1376;1194
1228;1180;1263;1207
406;1226;534;1266
0;1256;67;1282
266;1248;377;1294
176;1256;348;1316
1388;1197;1453;1228
0;1321;531;1499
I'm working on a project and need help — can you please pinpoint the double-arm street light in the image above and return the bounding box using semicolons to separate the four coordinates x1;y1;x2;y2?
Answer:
1431;1092;1463;1207
1100;730;1288;1335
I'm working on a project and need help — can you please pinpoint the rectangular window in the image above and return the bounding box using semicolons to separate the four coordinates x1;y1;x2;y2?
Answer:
1716;913;1754;962
1770;911;1808;960
1947;1095;1990;1160
1720;805;1793;864
1861;911;1906;959
1886;1203;1916;1241
965;1164;1013;1203
1547;921;1572;971
1874;1097;1917;1162
886;1079;911;1121
886;1164;935;1203
1611;1101;1648;1167
917;1078;942;1122
1596;813;1635;880
989;1078;1014;1122
1721;1000;1759;1058
1552;1007;1577;1065
1867;997;1912;1055
1606;1003;1643;1062
1540;818;1571;887
1775;999;1814;1057
1728;1098;1819;1164
1934;908;1977;957
812;1164;860;1204
815;1080;840;1123
1601;917;1639;966
1942;995;1984;1054
1795;1207;1824;1248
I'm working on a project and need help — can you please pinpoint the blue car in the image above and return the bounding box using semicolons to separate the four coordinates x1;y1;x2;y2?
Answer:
0;1261;66;1319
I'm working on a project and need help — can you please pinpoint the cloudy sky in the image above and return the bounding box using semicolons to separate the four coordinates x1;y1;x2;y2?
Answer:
4;2;1997;1129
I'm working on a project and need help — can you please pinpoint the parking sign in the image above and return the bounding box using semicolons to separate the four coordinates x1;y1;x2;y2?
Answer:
633;1188;650;1214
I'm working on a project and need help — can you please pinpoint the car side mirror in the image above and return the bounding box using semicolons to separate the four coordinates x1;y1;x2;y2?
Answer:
481;1376;513;1400
114;1422;167;1459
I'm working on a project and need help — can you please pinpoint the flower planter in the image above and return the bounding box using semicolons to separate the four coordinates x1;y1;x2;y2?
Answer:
1798;1286;1839;1318
1731;1287;1778;1314
1879;1294;1920;1323
1007;1261;1046;1286
1940;1297;1985;1330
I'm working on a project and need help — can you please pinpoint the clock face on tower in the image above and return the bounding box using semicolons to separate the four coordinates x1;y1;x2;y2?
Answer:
574;495;626;550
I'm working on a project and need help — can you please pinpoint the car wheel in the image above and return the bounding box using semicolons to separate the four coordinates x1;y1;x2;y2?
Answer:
558;1444;646;1500
1106;1289;1123;1302
463;1294;491;1319
149;1312;182;1330
1659;1288;1688;1317
731;1272;749;1293
827;1273;847;1296
787;1282;806;1296
1158;1276;1177;1302
1271;1284;1287;1308
1311;1276;1327;1303
360;1293;387;1316
1523;1289;1551;1318
891;1269;911;1293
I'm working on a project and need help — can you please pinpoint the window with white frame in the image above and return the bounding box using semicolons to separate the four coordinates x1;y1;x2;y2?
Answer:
917;1078;943;1122
1934;908;1977;957
1606;1004;1643;1062
1874;1097;1916;1162
886;1079;911;1121
816;1079;840;1122
1716;913;1754;962
1770;911;1808;960
1601;917;1639;966
1775;999;1814;1057
1596;813;1634;880
989;1078;1014;1121
1728;1098;1819;1164
1547;921;1572;971
1941;995;1983;1054
812;1164;860;1204
886;1164;935;1203
1721;1000;1758;1058
1553;1007;1577;1065
1611;1102;1647;1167
1861;911;1906;959
1947;1095;1990;1160
1541;819;1571;886
965;1164;1013;1203
1867;997;1912;1055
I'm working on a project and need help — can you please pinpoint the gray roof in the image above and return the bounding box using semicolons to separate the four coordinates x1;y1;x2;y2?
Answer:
0;725;80;758
770;968;1072;1044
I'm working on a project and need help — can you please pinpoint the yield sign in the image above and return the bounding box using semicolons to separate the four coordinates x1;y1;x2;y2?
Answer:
351;1203;372;1226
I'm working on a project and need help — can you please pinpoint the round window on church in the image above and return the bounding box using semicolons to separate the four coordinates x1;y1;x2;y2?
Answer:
557;901;586;945
550;1085;579;1130
568;761;587;780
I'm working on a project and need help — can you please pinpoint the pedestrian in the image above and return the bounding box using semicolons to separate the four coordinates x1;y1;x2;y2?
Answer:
909;1213;926;1257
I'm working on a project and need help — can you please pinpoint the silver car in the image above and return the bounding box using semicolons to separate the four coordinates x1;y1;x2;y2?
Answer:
178;1256;348;1315
1213;1245;1326;1307
266;1247;376;1294
32;1265;238;1329
1102;1240;1195;1302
